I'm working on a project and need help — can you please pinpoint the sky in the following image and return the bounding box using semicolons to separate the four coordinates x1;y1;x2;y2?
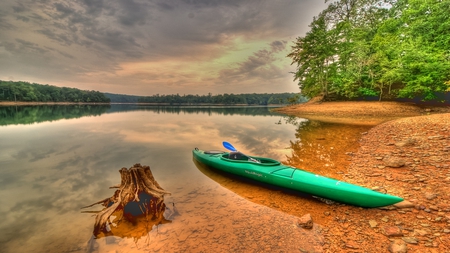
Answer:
0;0;327;96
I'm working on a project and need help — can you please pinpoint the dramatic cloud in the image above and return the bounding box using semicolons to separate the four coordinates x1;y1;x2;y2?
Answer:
0;0;327;95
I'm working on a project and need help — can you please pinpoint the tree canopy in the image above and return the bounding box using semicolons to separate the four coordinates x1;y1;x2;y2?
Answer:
137;93;307;105
0;80;110;103
289;0;450;102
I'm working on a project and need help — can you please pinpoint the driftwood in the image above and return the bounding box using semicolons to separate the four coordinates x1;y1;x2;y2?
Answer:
82;163;171;236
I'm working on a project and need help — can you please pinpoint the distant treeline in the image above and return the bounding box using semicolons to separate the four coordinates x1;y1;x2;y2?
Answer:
137;93;307;105
0;80;110;103
1;80;307;105
103;93;141;103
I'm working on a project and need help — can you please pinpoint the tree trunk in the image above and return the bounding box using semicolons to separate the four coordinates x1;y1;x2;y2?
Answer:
82;163;171;236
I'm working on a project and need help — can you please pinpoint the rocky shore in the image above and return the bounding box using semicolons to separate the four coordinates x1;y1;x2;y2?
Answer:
279;101;450;252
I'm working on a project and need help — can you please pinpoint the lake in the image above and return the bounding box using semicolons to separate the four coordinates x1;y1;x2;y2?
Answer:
0;104;372;253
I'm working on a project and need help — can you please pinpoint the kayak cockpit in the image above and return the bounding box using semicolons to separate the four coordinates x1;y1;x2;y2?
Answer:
220;152;280;166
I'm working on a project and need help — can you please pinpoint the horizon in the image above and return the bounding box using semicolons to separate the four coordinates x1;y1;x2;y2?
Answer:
0;1;327;96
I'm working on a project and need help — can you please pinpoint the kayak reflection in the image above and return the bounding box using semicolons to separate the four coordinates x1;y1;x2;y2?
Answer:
193;157;318;210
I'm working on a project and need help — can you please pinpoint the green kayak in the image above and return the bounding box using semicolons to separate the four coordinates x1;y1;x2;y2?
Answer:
193;148;403;208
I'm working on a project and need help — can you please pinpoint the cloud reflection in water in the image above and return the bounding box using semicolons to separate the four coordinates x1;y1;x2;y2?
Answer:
0;106;297;253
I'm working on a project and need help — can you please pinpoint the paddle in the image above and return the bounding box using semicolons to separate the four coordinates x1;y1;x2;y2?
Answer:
222;141;237;152
222;141;260;163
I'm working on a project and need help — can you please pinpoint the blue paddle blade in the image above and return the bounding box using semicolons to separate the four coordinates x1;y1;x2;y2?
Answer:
222;141;237;152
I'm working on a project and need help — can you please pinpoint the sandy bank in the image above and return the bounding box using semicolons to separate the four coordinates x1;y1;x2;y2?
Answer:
274;101;450;125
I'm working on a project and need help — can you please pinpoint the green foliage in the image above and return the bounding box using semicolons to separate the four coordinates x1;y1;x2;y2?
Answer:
0;80;110;103
289;0;450;102
358;87;379;97
138;93;307;105
0;80;308;105
103;93;140;103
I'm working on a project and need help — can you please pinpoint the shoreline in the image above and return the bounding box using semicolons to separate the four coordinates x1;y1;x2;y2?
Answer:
273;101;450;125
0;101;283;107
275;101;450;252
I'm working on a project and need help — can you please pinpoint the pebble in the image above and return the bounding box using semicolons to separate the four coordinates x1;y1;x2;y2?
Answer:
297;213;313;229
402;237;418;244
384;157;406;168
324;112;450;252
384;226;403;237
388;239;407;253
414;229;428;236
394;201;414;209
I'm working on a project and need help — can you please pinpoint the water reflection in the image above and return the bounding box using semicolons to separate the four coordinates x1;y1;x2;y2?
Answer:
89;198;173;240
193;116;372;221
0;105;110;126
0;105;283;127
0;105;371;253
283;116;372;178
0;105;296;253
108;104;283;116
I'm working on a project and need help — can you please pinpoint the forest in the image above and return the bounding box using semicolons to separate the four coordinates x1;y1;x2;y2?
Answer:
0;80;111;103
289;0;450;102
0;80;306;105
137;93;307;105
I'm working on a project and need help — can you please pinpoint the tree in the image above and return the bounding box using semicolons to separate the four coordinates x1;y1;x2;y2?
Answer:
394;0;450;100
288;12;337;99
288;0;450;102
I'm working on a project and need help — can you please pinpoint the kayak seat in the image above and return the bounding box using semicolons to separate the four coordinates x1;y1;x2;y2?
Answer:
227;152;261;163
221;153;281;165
229;151;246;160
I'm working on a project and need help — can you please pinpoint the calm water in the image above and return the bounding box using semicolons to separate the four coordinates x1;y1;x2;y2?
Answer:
0;105;372;253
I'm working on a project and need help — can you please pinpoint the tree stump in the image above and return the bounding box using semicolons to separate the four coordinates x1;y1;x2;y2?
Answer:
82;163;171;236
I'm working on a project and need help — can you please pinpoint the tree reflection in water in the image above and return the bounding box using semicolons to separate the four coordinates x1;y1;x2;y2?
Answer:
282;116;372;179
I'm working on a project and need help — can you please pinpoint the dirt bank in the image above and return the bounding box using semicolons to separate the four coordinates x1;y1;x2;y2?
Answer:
274;101;450;125
277;101;450;252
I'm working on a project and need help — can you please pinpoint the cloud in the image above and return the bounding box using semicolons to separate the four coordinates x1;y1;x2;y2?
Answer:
218;40;289;85
12;2;28;13
0;0;327;94
270;40;288;53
